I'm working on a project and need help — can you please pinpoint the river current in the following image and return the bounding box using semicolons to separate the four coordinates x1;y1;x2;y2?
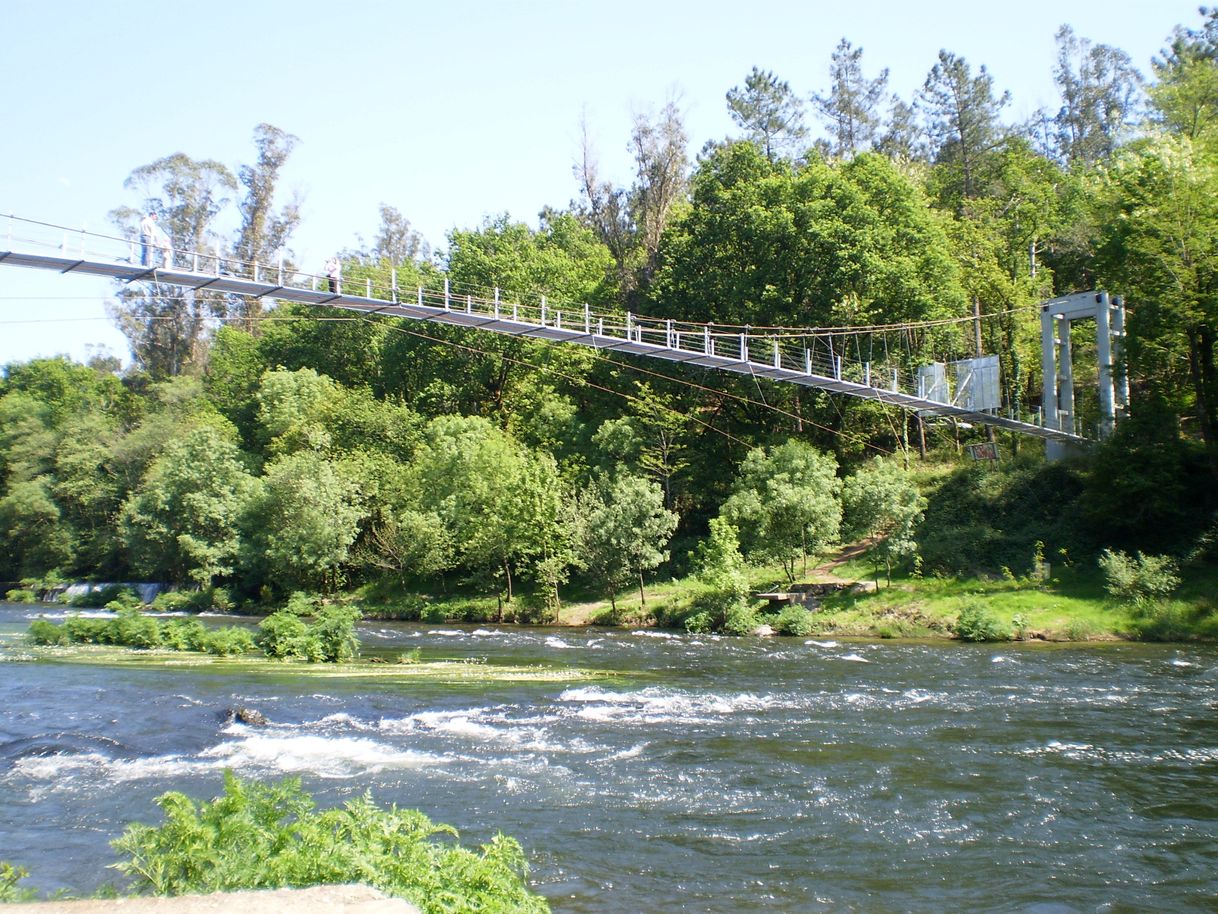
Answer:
0;603;1215;912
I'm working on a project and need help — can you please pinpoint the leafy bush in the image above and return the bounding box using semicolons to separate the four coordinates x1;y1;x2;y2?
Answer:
113;607;163;649
683;611;713;634
283;591;320;616
71;584;134;608
953;603;1010;642
1130;603;1195;642
772;605;816;637
161;619;207;651
197;627;256;657
0;862;36;903
106;591;146;613
1098;549;1181;606
5;588;38;604
110;773;550;914
310;606;362;662
721;603;759;635
63;615;113;644
256;612;323;662
27;619;68;645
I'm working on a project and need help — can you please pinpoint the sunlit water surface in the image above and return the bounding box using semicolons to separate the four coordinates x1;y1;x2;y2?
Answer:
1;604;1216;912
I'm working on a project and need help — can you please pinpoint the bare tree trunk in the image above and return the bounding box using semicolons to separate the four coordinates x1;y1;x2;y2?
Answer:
638;571;647;607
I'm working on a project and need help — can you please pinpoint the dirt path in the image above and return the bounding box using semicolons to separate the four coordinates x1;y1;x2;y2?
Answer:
805;537;878;585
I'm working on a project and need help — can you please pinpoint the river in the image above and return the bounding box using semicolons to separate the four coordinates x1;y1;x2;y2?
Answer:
1;603;1216;912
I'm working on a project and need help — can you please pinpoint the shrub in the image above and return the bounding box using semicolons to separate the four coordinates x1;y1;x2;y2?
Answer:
953;603;1010;642
310;606;362;663
113;609;161;649
1130;602;1195;642
198;627;256;657
63;615;113;644
0;862;36;903
683;611;713;634
721;603;759;636
256;612;323;662
1098;549;1181;607
27;619;68;645
71;584;133;608
283;591;321;616
162;619;207;651
772;605;816;637
110;773;550;914
5;588;38;604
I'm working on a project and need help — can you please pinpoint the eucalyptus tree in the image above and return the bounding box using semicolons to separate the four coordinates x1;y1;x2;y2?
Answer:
919;50;1010;200
372;203;430;265
726;66;808;163
812;39;889;158
1052;25;1143;167
109;154;237;376
229;124;302;332
575;100;689;295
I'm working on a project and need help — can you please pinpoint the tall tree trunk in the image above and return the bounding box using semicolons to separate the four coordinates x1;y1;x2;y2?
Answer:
1189;329;1218;483
638;571;646;607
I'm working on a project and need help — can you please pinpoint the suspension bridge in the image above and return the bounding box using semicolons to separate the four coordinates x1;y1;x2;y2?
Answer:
0;216;1118;446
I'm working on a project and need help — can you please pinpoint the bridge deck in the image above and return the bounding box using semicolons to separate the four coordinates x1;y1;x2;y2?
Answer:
0;249;1086;444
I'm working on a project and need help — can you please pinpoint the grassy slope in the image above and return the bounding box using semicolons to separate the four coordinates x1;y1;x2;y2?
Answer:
350;545;1218;642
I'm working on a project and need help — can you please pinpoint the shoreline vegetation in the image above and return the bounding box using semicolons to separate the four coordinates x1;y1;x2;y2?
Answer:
10;530;1217;647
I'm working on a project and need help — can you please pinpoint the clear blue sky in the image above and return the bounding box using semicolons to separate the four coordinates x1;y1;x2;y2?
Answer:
0;0;1202;366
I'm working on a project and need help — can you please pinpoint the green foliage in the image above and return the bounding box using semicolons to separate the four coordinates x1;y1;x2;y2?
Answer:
720;441;841;584
71;584;136;608
0;861;36;903
161;618;207;651
577;471;679;610
5;588;39;603
684;518;753;633
772;605;816;637
1098;549;1182;606
121;424;255;587
918;458;1087;575
283;591;320;616
842;457;926;583
27;618;68;645
311;606;362;663
256;611;323;662
952;602;1010;642
197;626;256;657
110;773;550;914
112;606;163;648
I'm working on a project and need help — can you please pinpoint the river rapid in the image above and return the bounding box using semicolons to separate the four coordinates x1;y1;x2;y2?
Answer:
1;603;1216;913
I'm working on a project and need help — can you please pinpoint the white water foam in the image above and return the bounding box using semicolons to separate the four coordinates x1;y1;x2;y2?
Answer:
805;640;839;648
840;653;870;663
545;636;576;649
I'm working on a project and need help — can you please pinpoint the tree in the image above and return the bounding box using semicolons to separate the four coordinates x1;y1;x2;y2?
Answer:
229;124;302;332
812;39;890;158
121;425;255;587
578;471;678;610
1094;134;1218;480
372;204;429;265
719;441;841;584
242;452;365;592
919;50;1010;200
0;478;74;579
686;517;753;632
629;98;690;284
407;416;567;607
1150;8;1218;139
109;154;237;377
841;457;926;585
726;67;808;162
1052;25;1143;167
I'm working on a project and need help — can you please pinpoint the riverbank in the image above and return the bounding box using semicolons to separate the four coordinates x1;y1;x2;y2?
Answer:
5;885;418;914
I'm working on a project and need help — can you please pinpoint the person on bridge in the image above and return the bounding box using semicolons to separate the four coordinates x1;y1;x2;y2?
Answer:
139;212;158;267
154;223;173;269
325;257;341;293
